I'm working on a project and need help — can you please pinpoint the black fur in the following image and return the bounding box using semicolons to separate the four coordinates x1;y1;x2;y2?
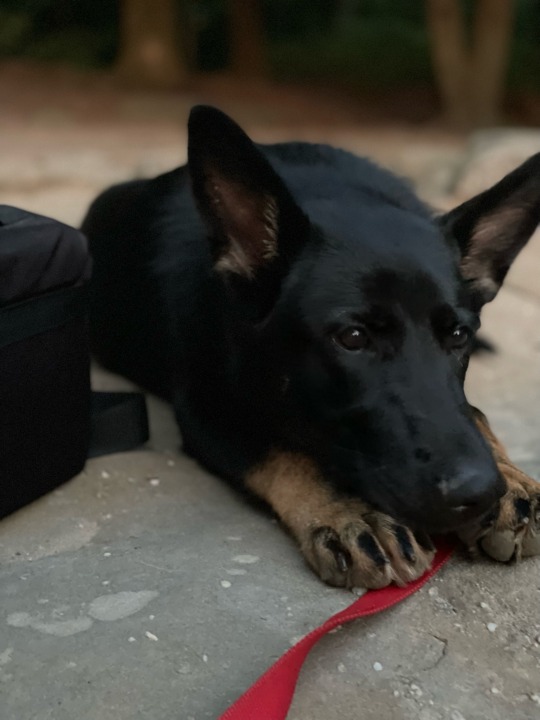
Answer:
82;106;540;534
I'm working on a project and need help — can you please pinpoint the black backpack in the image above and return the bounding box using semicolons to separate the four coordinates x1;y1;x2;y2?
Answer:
0;205;149;519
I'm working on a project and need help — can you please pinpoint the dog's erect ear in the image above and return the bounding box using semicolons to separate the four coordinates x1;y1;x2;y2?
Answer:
440;153;540;308
187;106;308;285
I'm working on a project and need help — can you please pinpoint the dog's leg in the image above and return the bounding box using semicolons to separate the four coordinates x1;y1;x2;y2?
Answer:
246;451;436;589
461;407;540;561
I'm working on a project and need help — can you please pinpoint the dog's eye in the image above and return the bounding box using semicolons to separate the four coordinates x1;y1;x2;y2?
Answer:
334;326;368;351
448;325;471;350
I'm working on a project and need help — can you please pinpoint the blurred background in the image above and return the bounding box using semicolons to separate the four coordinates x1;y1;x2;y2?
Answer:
2;0;540;226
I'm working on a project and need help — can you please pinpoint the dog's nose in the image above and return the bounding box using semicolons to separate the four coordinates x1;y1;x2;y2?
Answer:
439;464;504;514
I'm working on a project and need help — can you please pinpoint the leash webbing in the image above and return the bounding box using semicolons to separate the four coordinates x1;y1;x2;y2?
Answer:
219;540;454;720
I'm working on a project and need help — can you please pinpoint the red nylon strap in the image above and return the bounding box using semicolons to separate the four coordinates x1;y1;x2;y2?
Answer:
219;540;454;720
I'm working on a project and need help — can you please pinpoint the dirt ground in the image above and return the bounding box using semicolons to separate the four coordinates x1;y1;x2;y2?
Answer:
1;63;540;720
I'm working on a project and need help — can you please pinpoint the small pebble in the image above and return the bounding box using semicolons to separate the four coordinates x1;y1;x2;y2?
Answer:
149;478;160;487
232;554;259;564
128;637;136;643
103;552;111;558
102;580;110;586
328;626;343;635
337;663;346;673
101;471;110;479
220;580;232;589
480;602;491;611
202;654;208;663
226;569;246;576
167;460;175;467
393;690;400;698
373;662;383;672
145;631;158;641
410;684;423;698
487;623;498;633
450;711;466;720
530;693;540;706
149;615;155;620
491;687;501;695
428;587;439;597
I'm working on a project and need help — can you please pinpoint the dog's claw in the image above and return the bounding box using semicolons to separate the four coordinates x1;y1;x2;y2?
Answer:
302;506;435;589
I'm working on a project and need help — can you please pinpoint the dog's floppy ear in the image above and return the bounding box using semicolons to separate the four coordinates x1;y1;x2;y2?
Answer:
440;153;540;308
187;106;308;287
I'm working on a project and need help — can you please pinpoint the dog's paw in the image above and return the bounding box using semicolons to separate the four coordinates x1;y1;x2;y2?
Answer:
298;501;435;589
459;464;540;562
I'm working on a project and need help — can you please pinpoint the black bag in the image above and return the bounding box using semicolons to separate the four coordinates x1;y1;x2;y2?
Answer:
0;205;149;519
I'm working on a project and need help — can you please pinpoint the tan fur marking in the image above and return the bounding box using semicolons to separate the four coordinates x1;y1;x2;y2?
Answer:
246;451;435;588
246;452;334;532
460;407;540;560
473;407;509;463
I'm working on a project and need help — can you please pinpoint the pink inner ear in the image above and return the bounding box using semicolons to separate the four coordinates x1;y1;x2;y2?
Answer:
207;175;279;277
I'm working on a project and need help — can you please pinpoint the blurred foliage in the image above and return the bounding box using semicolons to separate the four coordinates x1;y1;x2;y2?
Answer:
0;0;539;91
0;0;118;67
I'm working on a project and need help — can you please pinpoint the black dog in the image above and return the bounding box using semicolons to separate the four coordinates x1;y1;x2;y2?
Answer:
83;106;540;588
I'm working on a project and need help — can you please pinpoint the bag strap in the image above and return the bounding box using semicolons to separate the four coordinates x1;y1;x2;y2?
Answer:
219;540;454;720
88;391;150;458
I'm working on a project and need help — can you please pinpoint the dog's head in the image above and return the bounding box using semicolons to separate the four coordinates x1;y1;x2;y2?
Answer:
187;105;540;533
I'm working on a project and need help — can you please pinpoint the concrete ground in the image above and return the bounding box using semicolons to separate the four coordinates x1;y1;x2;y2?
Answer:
1;70;540;720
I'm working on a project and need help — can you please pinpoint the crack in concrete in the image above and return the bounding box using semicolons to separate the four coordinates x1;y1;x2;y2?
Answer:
420;635;449;672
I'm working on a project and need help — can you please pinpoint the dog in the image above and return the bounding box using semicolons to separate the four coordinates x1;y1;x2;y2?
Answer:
82;106;540;589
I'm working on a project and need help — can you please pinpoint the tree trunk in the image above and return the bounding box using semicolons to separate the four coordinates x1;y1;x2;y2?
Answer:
425;0;515;128
426;0;469;126
469;0;515;125
116;0;187;89
228;0;267;78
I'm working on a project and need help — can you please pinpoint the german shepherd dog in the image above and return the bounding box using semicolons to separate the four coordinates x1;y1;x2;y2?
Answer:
83;106;540;589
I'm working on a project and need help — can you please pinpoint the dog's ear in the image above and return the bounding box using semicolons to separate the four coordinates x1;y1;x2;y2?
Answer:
187;106;308;288
440;153;540;308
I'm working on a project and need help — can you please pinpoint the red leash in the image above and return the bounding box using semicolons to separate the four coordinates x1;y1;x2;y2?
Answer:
219;540;454;720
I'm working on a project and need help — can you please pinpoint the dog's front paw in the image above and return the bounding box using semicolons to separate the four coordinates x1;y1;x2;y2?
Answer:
459;463;540;562
298;501;436;589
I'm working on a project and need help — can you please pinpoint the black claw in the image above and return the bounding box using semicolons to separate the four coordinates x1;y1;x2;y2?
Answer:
414;530;435;553
325;537;351;573
514;497;531;524
313;527;352;574
335;548;351;573
393;525;416;563
357;531;388;567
